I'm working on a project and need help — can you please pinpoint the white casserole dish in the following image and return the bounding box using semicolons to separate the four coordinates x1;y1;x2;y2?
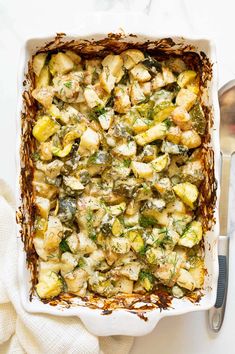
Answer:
16;26;220;336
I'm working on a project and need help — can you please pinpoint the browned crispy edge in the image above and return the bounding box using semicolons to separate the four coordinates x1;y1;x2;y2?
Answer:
16;33;216;310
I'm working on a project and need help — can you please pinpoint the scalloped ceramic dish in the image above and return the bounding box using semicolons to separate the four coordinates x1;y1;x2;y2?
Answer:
16;25;220;336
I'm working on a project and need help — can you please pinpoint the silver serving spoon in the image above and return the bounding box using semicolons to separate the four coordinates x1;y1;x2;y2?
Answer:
208;80;235;332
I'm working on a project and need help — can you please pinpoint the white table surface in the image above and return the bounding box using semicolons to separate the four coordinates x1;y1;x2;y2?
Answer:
1;0;235;353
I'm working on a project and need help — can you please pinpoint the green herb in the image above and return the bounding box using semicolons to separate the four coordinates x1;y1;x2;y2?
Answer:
88;152;98;164
78;257;86;269
123;159;131;168
89;231;97;241
86;209;97;241
106;93;115;107
64;81;72;89
95;106;106;116
92;68;99;83
59;239;71;253
142;56;162;72
163;118;172;129
119;69;129;85
139;215;157;228
86;209;94;224
31;152;40;161
139;245;148;256
167;253;179;285
89;106;106;121
139;270;154;282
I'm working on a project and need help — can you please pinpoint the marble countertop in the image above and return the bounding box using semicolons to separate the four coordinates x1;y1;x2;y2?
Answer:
1;0;235;353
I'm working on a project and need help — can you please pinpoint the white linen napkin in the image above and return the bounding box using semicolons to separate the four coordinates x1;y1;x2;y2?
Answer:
0;180;133;354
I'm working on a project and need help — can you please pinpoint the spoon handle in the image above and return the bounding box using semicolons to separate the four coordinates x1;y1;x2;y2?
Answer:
208;236;229;332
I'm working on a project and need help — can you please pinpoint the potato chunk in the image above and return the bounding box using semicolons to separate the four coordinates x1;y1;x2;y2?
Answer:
113;141;137;157
35;196;50;219
32;87;54;108
130;81;145;105
189;261;205;288
84;86;103;108
131;161;153;179
110;237;131;254
172;107;192;131
100;67;116;93
177;268;196;291
44;216;63;252
176;88;197;111
64;269;88;296
98;108;114;130
130;63;151;82
65;50;82;64
102;54;123;77
181;130;201;148
78;127;100;155
114;85;131;113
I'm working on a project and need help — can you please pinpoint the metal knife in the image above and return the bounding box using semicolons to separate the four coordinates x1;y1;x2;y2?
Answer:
208;80;235;332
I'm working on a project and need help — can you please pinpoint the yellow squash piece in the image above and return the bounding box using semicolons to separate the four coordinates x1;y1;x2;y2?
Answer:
151;153;170;172
173;182;199;209
52;143;73;157
189;261;205;288
177;70;197;88
135;122;167;146
132;118;152;134
35;65;51;88
34;217;48;238
49;53;74;75
33;53;47;77
141;276;153;291
33;116;60;142
127;230;145;253
63;130;83;146
120;49;145;69
153;105;175;123
36;271;63;299
178;220;203;248
112;218;124;237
